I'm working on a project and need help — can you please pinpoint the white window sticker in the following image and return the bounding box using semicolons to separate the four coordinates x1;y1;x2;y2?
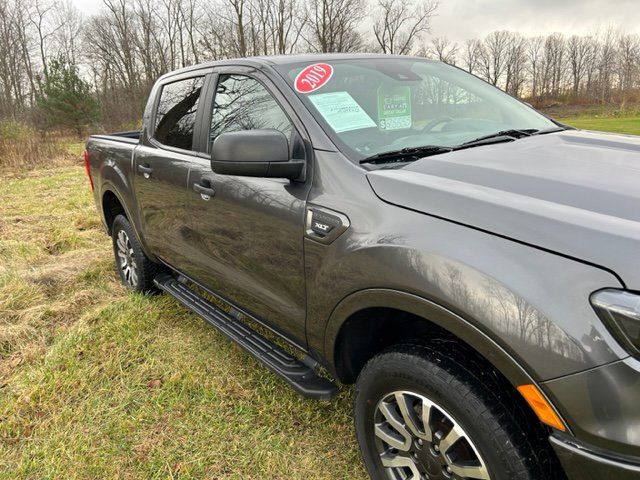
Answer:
308;91;376;133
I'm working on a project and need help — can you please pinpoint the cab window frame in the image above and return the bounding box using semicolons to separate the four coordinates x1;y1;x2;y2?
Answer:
204;67;307;161
149;70;210;155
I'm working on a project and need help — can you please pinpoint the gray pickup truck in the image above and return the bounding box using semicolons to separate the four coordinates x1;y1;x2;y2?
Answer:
85;54;640;480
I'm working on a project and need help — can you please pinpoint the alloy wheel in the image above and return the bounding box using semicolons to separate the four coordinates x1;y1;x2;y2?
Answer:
374;390;491;480
116;229;138;288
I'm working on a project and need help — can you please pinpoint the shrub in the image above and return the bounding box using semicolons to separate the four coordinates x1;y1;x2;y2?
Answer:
37;58;100;136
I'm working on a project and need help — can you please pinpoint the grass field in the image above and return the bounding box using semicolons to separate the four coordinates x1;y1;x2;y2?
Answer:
1;117;638;479
0;158;364;479
562;115;640;136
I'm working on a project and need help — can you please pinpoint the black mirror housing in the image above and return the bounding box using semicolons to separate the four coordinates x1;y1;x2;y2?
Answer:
211;129;304;180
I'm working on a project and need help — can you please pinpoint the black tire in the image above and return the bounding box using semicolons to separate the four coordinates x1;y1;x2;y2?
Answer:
111;214;161;293
354;341;563;480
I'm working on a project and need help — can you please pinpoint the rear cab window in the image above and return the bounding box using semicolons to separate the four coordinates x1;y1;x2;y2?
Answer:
154;76;205;150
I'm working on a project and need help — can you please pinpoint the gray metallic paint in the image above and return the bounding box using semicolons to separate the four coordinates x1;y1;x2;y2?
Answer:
543;357;640;456
367;130;640;288
86;54;640;473
550;434;640;479
305;149;627;381
133;144;195;267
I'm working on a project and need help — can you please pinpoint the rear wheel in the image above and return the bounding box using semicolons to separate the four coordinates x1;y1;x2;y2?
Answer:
111;214;161;293
354;342;562;480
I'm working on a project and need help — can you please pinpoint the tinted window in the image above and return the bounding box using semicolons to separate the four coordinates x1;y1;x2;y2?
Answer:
155;76;204;150
210;75;292;147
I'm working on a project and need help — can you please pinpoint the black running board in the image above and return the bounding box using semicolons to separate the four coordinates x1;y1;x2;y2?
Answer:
153;274;339;400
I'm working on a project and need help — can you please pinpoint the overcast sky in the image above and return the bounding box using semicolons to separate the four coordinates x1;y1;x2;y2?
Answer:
429;0;640;41
71;0;640;43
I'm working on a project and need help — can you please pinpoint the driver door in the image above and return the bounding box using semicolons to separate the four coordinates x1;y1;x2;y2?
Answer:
183;70;311;346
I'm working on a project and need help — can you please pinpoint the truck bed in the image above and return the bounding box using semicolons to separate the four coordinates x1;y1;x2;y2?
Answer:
88;130;140;145
86;131;140;196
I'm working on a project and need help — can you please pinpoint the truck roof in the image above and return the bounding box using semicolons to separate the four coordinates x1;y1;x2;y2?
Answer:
159;53;424;81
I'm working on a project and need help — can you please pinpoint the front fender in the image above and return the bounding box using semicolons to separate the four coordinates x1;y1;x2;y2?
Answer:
305;205;627;382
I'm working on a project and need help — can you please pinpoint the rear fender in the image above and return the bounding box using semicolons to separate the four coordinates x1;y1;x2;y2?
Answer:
99;185;155;258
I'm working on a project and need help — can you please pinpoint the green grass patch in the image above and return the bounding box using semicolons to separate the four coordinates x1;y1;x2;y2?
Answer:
562;115;640;136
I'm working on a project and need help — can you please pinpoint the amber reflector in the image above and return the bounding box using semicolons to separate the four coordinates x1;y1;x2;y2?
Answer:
517;384;566;431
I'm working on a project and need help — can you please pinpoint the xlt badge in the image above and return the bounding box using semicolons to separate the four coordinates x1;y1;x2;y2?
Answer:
305;206;350;244
312;220;333;235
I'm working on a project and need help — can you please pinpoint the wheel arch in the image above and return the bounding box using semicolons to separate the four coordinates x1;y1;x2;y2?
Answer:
101;188;126;234
324;288;536;389
100;185;156;261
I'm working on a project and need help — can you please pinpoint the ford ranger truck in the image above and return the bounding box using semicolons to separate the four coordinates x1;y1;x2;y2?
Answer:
85;54;640;480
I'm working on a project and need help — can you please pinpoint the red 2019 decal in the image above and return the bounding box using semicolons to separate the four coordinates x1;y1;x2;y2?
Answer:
294;63;333;93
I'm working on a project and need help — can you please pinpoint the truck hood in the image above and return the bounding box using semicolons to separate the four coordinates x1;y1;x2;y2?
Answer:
367;130;640;288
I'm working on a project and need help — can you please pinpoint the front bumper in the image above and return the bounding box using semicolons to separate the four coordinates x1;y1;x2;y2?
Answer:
542;357;640;457
551;434;640;480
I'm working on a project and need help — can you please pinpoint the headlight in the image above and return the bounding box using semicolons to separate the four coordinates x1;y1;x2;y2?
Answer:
591;289;640;357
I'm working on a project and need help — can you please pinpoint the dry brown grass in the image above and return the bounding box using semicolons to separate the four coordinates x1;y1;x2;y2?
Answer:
0;121;82;174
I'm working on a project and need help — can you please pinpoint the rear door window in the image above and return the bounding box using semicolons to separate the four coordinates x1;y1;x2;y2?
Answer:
155;76;204;150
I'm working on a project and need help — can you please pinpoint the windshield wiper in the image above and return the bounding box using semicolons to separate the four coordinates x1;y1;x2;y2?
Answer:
459;126;567;149
460;128;538;147
359;145;452;164
533;126;568;135
360;126;568;165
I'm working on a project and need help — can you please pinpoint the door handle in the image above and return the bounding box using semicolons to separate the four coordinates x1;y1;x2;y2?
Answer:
193;181;215;199
138;164;153;178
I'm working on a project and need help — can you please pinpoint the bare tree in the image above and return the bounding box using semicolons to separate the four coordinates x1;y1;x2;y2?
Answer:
526;36;545;99
199;3;235;59
617;33;640;102
482;30;511;87
304;0;364;53
583;35;600;97
52;0;83;65
3;0;640;130
596;27;617;103
218;0;249;57
0;0;36;116
28;0;59;80
373;0;437;54
462;39;483;74
542;33;565;97
567;35;592;96
428;36;458;65
504;33;527;97
178;0;201;63
268;0;305;54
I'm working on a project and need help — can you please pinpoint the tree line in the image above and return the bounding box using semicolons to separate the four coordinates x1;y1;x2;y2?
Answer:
425;29;640;107
1;0;639;132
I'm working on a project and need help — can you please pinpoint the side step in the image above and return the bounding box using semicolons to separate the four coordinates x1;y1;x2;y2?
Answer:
153;274;339;400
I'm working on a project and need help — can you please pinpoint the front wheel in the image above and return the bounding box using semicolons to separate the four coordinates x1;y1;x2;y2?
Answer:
354;342;561;480
111;214;161;293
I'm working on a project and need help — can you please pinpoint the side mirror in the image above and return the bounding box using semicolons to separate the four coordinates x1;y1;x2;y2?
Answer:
211;129;304;180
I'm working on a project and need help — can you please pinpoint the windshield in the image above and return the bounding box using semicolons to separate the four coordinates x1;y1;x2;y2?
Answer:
276;58;557;162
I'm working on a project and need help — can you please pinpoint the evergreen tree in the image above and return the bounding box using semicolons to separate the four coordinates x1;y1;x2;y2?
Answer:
37;58;100;135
